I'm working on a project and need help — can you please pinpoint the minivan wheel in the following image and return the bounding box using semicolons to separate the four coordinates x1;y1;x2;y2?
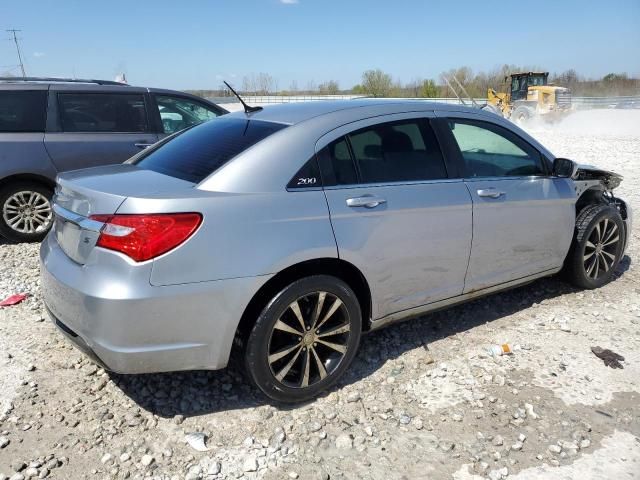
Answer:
564;204;625;289
245;275;362;403
0;182;54;243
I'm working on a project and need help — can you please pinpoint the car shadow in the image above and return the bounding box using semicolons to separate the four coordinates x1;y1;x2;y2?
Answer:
112;257;631;419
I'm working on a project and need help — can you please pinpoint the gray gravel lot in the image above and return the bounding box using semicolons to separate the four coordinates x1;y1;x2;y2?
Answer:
0;109;639;480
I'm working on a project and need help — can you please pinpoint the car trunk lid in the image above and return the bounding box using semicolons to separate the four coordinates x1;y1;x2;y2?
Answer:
53;164;195;264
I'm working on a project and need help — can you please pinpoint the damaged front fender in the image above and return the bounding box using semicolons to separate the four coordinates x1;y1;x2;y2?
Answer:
571;164;631;255
573;164;623;191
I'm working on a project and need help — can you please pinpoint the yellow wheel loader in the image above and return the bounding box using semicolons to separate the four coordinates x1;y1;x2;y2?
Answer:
485;72;572;123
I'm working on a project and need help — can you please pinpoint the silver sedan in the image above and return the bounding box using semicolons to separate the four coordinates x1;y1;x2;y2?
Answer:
40;100;631;402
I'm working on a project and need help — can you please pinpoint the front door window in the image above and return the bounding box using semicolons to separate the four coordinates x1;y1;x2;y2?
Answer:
155;96;220;134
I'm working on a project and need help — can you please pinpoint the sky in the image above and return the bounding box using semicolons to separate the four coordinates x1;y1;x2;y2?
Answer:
1;0;639;91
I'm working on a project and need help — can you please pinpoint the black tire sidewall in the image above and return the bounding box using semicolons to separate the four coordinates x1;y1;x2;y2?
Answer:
245;275;362;403
0;182;53;243
568;205;625;289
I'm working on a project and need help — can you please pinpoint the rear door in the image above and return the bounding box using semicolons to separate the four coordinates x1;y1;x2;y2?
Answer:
319;113;472;320
438;115;574;292
44;86;158;172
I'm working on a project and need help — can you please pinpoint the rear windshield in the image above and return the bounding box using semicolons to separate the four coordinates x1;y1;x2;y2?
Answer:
134;117;287;183
0;91;47;132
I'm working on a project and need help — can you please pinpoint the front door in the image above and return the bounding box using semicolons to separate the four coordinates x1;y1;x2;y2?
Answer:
318;115;473;320
44;91;158;172
441;117;575;292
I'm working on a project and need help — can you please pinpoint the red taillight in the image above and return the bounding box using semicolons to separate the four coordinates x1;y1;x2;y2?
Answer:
89;213;202;262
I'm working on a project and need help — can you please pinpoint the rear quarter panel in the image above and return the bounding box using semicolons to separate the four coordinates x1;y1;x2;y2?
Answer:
115;189;338;286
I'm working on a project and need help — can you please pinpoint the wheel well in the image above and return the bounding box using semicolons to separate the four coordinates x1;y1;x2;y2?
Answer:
575;187;629;238
0;173;55;192
575;187;606;217
234;258;372;350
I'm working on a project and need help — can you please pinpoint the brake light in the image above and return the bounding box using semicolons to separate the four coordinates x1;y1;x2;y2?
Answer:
89;213;202;262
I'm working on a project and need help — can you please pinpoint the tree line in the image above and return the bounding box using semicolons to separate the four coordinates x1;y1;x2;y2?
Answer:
187;66;639;99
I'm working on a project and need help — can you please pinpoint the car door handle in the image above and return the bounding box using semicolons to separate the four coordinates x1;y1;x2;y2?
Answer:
346;195;387;208
477;188;505;198
135;143;154;149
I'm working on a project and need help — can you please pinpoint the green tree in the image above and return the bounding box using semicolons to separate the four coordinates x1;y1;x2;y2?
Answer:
603;73;628;82
421;79;438;98
319;80;340;95
361;69;393;97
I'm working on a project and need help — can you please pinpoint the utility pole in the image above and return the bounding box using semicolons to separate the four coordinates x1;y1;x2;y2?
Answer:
7;29;26;78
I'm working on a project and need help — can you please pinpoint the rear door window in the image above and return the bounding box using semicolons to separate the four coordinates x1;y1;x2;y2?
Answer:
58;93;148;133
347;119;448;184
316;137;358;186
134;117;287;183
0;91;47;132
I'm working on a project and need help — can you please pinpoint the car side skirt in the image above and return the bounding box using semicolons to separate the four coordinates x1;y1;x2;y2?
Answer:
369;266;562;331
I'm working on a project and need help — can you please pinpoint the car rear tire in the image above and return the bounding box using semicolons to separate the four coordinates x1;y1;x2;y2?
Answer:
244;275;362;403
0;181;54;243
563;204;625;289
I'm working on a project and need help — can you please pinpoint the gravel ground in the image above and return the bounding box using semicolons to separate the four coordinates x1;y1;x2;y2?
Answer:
0;110;639;480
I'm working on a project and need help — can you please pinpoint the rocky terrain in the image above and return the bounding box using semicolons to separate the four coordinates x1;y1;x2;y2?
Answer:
1;110;639;479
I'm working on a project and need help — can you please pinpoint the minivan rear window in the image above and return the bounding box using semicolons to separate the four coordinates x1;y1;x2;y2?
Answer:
134;117;287;183
0;91;47;132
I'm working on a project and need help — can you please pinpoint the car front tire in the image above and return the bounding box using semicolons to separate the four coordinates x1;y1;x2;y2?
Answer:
564;204;625;289
0;181;54;243
244;275;362;403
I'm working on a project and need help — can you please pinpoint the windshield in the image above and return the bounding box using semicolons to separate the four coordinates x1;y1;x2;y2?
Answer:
134;117;287;183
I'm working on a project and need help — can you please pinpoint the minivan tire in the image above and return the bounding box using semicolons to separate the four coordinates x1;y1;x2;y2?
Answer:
563;204;625;289
244;275;362;403
0;181;54;243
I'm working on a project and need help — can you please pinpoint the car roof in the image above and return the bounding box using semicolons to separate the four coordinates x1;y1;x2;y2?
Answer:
0;80;226;109
225;99;481;126
201;99;556;194
0;77;128;86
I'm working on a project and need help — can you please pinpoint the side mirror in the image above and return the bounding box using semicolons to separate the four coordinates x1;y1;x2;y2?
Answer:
552;157;576;178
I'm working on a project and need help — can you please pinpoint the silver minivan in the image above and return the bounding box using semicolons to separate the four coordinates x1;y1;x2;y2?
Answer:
0;77;226;242
40;100;631;402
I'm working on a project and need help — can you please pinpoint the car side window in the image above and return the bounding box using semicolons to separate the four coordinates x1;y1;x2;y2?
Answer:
347;119;447;184
316;137;358;186
0;91;47;132
155;95;220;134
447;119;545;178
58;93;148;133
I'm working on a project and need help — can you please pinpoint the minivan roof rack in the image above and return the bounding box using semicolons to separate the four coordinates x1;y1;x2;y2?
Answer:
0;77;128;86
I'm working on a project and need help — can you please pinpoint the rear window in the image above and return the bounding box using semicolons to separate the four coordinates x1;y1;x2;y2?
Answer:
0;91;47;132
134;117;287;183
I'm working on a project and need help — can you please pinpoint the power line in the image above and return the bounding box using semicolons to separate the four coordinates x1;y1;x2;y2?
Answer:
6;29;26;78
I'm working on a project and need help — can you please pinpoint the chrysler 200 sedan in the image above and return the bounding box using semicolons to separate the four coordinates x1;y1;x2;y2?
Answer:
40;100;632;402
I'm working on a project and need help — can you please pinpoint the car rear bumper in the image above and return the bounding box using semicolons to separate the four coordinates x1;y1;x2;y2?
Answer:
40;233;270;374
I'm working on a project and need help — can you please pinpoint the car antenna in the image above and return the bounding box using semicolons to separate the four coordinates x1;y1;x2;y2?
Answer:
224;81;262;114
